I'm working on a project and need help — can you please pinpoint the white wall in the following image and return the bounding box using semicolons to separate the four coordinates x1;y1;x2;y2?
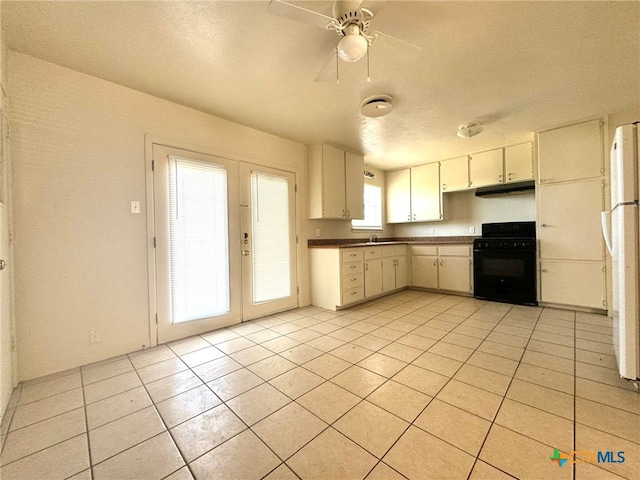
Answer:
393;189;536;237
9;52;309;381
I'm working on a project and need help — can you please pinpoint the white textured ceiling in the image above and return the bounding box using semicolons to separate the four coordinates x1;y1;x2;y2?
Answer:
3;1;639;169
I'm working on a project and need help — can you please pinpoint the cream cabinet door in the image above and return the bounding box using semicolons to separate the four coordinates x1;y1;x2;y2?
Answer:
440;156;469;192
505;143;534;183
382;257;397;292
345;151;364;220
322;144;347;218
540;260;605;309
364;259;383;298
537;119;603;184
538;179;604;261
386;169;411;223
411;256;438;289
469;148;504;188
438;257;471;293
411;163;442;222
395;256;408;289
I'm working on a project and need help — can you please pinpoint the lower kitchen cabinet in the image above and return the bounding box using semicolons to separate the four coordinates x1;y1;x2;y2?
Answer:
310;245;408;310
382;245;408;292
411;245;473;294
310;248;363;310
540;260;606;310
364;258;383;298
411;255;438;289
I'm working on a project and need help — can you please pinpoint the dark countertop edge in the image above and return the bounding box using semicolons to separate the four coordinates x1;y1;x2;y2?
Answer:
308;236;478;248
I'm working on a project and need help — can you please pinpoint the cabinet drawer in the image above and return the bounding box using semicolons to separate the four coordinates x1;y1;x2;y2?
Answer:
342;287;364;305
411;245;438;256
342;273;364;290
438;246;470;257
341;262;363;275
363;247;382;260
342;250;363;263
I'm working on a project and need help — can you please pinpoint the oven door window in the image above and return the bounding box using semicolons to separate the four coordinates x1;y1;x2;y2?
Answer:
481;257;525;277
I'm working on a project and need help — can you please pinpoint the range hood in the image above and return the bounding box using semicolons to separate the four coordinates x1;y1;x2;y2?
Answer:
475;180;535;198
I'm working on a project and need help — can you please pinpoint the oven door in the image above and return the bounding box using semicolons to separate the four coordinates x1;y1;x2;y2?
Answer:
473;246;537;305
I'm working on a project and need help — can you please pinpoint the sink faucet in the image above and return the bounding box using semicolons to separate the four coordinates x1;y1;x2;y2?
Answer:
368;234;378;243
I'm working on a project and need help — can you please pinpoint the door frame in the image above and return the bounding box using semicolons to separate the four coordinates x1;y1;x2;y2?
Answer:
144;135;301;348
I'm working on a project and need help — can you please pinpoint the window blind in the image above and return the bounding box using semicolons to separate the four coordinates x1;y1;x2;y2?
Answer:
251;171;291;303
168;156;230;323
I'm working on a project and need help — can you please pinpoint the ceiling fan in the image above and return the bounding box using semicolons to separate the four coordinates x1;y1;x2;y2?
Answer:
267;0;421;82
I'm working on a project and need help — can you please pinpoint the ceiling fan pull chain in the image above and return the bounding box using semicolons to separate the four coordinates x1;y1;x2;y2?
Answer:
366;47;371;83
336;49;340;85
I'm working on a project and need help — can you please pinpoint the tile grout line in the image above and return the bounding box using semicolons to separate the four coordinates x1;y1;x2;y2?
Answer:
463;303;545;480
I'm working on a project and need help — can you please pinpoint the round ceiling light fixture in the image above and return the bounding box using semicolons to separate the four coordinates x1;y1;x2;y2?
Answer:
457;123;484;138
337;24;368;63
360;95;394;118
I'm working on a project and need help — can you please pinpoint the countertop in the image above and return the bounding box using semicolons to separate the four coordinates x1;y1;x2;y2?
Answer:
308;236;478;248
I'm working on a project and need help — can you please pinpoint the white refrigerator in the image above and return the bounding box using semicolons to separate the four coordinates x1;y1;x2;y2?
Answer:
602;122;639;381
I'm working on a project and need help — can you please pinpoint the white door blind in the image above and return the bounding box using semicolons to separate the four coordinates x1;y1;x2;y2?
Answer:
251;172;291;303
169;156;230;323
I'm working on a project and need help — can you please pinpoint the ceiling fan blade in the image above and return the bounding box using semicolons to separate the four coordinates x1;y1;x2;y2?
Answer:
370;30;422;53
268;0;337;30
314;48;338;83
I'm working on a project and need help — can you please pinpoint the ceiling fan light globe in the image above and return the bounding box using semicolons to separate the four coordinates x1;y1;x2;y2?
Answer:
337;33;368;62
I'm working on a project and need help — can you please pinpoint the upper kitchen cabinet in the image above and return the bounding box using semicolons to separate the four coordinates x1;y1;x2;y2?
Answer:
308;143;364;219
537;119;603;184
440;156;469;192
469;148;504;188
505;142;534;183
386;169;411;223
411;163;442;222
386;163;442;224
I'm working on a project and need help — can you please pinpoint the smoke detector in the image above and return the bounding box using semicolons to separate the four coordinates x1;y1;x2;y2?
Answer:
360;95;394;118
457;123;484;138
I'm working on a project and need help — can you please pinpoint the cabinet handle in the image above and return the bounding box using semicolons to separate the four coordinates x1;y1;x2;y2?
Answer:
439;259;443;266
342;209;345;218
508;173;514;180
351;291;357;296
352;277;357;281
541;269;548;272
407;214;411;221
433;259;437;266
365;263;369;271
347;210;350;218
542;224;548;227
498;174;503;183
442;184;447;191
413;213;416;220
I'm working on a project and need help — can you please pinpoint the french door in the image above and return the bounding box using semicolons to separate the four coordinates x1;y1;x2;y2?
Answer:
153;145;297;343
240;164;297;320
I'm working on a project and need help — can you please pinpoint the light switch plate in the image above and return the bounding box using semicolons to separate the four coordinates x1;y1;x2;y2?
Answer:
428;228;435;235
469;226;476;234
131;201;141;214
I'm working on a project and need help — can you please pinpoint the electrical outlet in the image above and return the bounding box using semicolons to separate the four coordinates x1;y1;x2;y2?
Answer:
316;229;321;237
469;226;476;234
89;329;102;344
428;228;435;235
131;201;141;214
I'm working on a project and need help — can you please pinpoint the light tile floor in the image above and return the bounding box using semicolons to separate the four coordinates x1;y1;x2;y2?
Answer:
1;291;639;480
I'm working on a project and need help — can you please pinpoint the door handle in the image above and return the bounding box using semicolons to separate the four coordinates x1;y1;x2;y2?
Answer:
242;250;251;256
0;259;5;270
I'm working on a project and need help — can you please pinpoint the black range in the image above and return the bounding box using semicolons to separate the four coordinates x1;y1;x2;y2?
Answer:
473;221;537;306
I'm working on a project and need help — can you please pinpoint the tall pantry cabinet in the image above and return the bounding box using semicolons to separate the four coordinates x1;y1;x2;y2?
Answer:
536;119;606;310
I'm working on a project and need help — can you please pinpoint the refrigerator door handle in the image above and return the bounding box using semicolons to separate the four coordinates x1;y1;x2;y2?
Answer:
601;210;614;256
